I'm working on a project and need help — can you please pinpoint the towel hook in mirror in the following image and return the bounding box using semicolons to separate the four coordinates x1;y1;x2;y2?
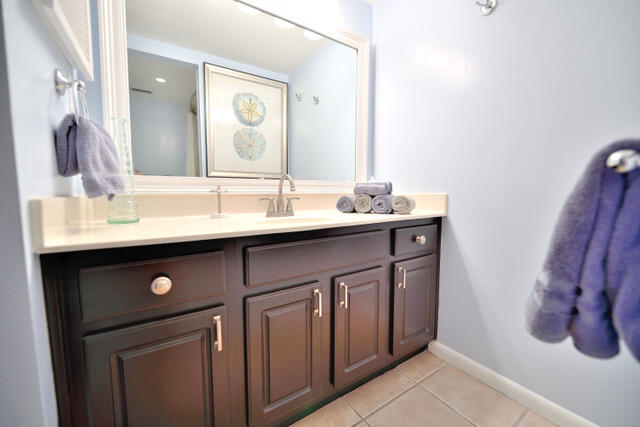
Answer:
476;0;497;16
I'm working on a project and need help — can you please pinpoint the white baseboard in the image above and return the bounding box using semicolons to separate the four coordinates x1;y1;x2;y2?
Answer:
427;341;597;427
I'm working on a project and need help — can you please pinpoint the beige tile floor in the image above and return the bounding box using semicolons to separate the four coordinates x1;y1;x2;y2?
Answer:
292;350;556;427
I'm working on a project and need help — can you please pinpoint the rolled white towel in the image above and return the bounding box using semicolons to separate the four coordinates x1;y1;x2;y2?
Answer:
354;194;373;213
391;195;416;214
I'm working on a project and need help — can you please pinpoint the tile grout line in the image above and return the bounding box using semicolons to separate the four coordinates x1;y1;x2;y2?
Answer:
347;376;416;419
511;409;529;427
362;384;425;422
419;385;480;427
342;397;365;424
395;360;448;384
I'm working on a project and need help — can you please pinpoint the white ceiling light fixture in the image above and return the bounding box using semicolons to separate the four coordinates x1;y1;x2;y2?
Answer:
155;77;166;83
303;29;323;41
236;3;262;16
273;17;296;30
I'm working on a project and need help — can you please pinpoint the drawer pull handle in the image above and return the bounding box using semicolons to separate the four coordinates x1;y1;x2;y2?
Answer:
397;267;407;289
414;235;427;245
313;289;323;317
339;282;349;309
150;276;172;295
213;315;223;352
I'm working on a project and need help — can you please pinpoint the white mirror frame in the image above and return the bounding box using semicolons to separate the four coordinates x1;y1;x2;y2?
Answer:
97;0;370;194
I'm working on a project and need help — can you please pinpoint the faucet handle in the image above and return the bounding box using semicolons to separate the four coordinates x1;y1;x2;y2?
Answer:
260;197;275;214
286;197;300;213
210;185;228;195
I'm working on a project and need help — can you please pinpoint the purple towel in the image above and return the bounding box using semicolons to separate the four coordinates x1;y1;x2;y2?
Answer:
354;182;392;196
336;196;355;213
607;169;640;361
569;167;623;358
55;114;125;200
372;194;393;214
526;140;640;359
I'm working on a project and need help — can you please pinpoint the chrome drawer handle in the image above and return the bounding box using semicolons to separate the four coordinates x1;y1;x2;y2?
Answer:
397;267;407;289
313;289;323;317
339;282;349;309
213;315;223;352
414;235;426;245
150;276;172;295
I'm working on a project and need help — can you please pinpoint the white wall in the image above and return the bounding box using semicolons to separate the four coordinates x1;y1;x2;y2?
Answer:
289;42;356;181
373;1;640;426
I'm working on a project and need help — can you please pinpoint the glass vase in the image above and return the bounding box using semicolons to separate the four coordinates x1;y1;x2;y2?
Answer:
107;117;140;224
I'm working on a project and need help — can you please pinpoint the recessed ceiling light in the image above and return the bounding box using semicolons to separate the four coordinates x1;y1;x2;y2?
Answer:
155;77;166;83
303;30;323;41
274;17;295;30
237;3;261;16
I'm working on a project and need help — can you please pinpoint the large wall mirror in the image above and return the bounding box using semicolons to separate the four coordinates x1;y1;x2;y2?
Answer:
97;0;369;192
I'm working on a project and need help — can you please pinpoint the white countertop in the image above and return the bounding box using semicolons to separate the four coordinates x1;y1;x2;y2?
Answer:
30;193;447;253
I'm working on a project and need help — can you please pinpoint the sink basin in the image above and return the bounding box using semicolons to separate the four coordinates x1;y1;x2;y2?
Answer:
257;217;329;224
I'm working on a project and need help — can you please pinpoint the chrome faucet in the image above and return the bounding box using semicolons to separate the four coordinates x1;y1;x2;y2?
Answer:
260;174;297;217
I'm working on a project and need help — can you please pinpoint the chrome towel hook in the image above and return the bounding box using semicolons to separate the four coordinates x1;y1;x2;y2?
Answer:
54;68;89;121
476;0;497;16
606;150;640;173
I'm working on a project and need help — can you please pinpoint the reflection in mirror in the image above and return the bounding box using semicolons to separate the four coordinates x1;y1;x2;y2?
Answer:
125;0;357;181
128;51;200;176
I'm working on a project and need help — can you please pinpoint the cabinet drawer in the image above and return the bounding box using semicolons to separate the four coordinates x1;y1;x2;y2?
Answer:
78;251;225;322
393;224;437;257
245;230;387;288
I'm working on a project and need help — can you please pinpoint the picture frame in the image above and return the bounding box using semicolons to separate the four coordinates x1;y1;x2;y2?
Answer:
204;63;288;178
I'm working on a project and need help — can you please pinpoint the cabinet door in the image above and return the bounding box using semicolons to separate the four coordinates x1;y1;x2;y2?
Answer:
334;267;386;387
393;255;437;356
246;282;324;426
83;306;230;427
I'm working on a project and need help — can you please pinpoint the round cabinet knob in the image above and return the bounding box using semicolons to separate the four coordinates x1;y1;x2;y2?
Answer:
150;276;172;295
414;235;427;245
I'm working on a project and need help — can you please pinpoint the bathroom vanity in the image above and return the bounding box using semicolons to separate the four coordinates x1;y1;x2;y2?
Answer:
40;216;441;426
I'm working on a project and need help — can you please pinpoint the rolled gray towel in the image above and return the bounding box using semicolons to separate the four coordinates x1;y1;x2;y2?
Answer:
336;195;356;213
392;195;416;214
354;182;392;196
354;194;373;213
372;195;393;214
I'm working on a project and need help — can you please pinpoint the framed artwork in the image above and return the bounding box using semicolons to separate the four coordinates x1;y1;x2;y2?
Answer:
204;63;288;178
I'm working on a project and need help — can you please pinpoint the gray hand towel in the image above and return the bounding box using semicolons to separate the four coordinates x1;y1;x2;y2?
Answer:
55;114;125;200
354;182;393;196
392;195;416;214
372;195;393;214
336;196;356;213
354;194;372;213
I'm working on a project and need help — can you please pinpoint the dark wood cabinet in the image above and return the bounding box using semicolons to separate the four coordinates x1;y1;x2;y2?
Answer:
245;282;325;426
83;306;230;427
333;266;387;387
42;218;441;427
392;254;438;356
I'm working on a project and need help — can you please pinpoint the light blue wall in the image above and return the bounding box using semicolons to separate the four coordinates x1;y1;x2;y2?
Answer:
0;0;84;425
130;92;188;176
373;1;640;426
288;42;356;181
